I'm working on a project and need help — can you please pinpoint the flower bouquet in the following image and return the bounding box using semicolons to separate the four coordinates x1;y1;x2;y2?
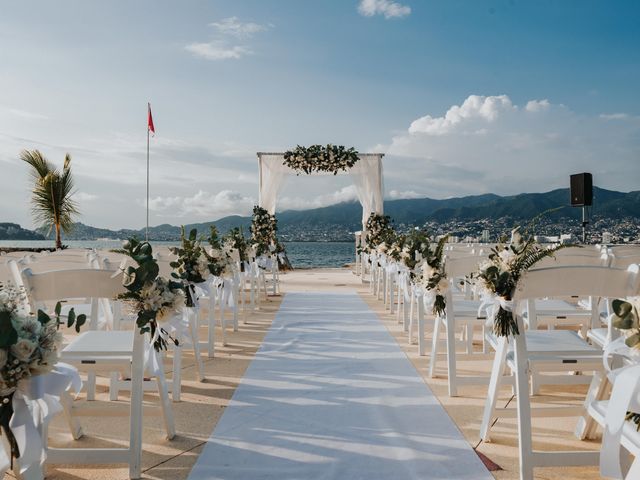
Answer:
223;227;249;272
117;239;183;351
283;144;359;175
362;213;395;255
416;235;448;316
169;227;212;307
475;227;569;337
0;282;65;463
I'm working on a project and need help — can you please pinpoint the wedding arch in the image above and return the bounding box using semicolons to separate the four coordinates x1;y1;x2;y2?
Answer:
256;149;385;228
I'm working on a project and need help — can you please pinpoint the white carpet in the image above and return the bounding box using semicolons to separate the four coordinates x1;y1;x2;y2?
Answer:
188;292;492;480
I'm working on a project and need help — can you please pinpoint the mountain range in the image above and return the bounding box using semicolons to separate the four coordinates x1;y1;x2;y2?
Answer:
3;186;638;241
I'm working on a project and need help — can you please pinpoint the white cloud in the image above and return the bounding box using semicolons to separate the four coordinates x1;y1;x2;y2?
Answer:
408;95;515;135
525;99;550;112
209;17;269;38
279;186;359;211
186;17;270;61
599;113;630;120
387;190;425;199
381;93;640;197
0;105;48;120
185;42;252;60
146;190;256;219
75;192;98;202
358;0;411;19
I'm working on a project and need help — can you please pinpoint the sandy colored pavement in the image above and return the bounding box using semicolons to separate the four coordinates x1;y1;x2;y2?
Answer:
10;267;603;479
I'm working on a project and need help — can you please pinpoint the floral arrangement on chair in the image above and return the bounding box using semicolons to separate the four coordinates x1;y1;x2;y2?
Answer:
0;282;66;462
416;236;449;317
169;227;214;308
475;227;569;337
283;144;359;175
117;239;183;351
400;228;432;273
610;298;640;350
206;225;232;277
223;227;249;271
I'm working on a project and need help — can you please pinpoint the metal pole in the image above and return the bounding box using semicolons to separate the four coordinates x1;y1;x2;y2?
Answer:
582;206;587;244
146;118;150;241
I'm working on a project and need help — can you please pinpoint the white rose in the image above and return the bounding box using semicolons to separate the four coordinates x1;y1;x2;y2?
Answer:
11;338;37;362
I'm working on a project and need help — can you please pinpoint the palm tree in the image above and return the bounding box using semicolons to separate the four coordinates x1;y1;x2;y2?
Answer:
20;150;79;249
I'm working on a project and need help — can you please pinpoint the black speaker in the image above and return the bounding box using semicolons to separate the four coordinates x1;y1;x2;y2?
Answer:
570;173;593;206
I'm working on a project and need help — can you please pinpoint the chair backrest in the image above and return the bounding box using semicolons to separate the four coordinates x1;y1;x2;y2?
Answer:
445;255;482;279
21;268;125;306
514;264;639;302
610;253;640;269
534;252;612;268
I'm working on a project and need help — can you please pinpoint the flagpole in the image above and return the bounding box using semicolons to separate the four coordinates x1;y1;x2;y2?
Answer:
146;104;150;241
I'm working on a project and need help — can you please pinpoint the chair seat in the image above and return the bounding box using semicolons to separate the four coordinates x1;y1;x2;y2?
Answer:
589;400;640;455
534;298;585;315
587;328;608;348
62;330;134;362
504;330;602;365
449;299;487;319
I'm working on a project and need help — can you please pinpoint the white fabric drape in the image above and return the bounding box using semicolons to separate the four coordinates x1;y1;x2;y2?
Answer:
257;153;384;228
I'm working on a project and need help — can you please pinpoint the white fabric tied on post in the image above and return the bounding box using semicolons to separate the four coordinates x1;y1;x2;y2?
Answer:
477;291;513;326
257;152;384;228
600;360;640;479
0;362;81;480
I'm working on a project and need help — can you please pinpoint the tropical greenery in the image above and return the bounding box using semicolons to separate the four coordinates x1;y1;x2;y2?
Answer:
20;150;79;249
475;227;571;336
283;144;359;175
362;213;395;254
417;235;449;317
223;227;249;267
169;227;212;307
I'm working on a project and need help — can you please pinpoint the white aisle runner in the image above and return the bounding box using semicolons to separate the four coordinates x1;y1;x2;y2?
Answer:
189;292;492;480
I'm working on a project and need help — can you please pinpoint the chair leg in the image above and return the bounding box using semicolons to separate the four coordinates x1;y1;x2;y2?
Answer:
172;343;182;402
575;370;608;440
207;292;217;358
446;313;459;397
189;308;205;382
418;299;426;356
480;336;509;442
155;373;176;439
428;315;441;378
513;333;535;480
109;372;120;401
129;336;145;479
86;372;96;401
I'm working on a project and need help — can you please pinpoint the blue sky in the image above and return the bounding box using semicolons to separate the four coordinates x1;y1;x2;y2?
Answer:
1;0;638;229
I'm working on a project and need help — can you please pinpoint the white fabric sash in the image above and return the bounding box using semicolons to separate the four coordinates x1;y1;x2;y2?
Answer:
0;363;81;480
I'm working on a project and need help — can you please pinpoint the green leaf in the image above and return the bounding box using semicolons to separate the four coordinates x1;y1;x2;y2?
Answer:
0;312;18;347
612;299;633;318
67;308;76;328
612;312;638;330
625;333;640;348
37;309;51;325
54;302;62;316
75;314;87;333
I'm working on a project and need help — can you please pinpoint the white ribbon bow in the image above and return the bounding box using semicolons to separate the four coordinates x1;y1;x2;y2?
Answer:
0;363;81;480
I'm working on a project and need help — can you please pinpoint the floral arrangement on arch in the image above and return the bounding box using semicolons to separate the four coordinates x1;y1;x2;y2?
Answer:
0;282;67;461
283;144;359;175
363;213;396;254
416;235;449;317
118;239;183;351
250;206;282;257
475;227;570;337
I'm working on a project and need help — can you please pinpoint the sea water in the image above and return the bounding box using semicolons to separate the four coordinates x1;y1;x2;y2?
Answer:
0;240;355;269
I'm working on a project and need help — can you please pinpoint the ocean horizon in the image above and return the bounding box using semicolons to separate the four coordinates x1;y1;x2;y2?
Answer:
0;240;356;269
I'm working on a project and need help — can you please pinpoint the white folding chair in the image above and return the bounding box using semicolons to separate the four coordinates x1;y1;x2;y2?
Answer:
479;265;639;480
20;268;175;479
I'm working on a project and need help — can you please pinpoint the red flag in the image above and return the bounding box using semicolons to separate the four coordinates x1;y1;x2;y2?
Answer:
148;103;155;135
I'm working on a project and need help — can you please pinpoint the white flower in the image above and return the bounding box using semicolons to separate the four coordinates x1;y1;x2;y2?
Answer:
11;338;37;362
498;248;514;264
14;316;42;339
437;277;449;292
